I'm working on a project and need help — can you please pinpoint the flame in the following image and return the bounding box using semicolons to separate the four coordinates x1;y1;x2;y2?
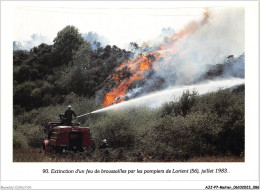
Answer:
103;72;144;107
103;10;210;107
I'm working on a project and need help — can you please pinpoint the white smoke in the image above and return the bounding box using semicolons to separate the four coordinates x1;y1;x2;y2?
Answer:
172;8;244;84
13;34;52;51
94;78;244;113
82;31;109;49
141;8;245;89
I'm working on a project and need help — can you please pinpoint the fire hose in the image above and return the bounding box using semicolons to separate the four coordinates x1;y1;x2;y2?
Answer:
75;112;92;119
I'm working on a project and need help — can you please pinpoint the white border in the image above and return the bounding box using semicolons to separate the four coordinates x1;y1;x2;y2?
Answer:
1;1;259;189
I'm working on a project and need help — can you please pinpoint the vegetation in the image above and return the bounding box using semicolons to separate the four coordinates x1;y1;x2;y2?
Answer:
13;87;244;162
14;25;130;111
13;25;244;162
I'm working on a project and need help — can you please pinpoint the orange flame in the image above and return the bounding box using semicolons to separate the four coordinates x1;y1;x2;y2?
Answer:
103;10;210;107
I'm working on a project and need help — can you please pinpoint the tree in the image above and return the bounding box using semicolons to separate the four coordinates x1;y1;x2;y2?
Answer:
73;42;93;69
13;50;29;66
129;42;139;52
51;25;84;66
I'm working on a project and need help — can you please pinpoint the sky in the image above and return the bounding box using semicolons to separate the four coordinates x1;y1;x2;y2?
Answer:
12;1;244;49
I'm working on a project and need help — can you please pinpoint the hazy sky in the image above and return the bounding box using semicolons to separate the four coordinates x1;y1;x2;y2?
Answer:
12;2;205;49
12;1;245;49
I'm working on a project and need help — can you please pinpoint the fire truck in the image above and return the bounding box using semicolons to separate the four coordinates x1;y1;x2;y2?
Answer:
43;114;95;153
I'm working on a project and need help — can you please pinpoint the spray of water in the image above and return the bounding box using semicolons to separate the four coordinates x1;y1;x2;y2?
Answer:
91;78;244;114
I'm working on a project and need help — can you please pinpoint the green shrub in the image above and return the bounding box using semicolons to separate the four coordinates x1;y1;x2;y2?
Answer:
160;90;197;117
13;130;28;149
190;87;245;156
91;111;136;149
151;112;218;160
151;86;244;160
16;123;44;147
13;86;244;161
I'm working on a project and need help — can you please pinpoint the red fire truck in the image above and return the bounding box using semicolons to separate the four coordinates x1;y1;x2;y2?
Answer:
43;115;95;153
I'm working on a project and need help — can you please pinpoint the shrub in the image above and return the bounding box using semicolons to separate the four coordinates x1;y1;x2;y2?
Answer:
13;86;244;161
91;111;135;149
16;123;45;147
160;90;197;117
13;130;28;149
151;112;220;160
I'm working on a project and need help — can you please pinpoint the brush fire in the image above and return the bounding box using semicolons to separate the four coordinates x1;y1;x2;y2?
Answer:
42;7;245;155
103;9;210;107
103;8;244;107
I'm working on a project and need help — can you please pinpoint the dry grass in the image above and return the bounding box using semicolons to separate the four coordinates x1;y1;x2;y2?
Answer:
13;148;94;162
13;148;244;162
187;155;244;162
13;148;45;162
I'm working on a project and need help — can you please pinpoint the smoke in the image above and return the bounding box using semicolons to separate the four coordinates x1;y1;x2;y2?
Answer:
161;27;175;37
171;8;244;84
82;32;109;49
95;78;244;113
127;8;245;98
100;8;245;107
13;34;52;51
223;54;245;78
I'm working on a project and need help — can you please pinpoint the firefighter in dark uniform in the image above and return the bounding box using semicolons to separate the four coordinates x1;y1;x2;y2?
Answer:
64;105;77;126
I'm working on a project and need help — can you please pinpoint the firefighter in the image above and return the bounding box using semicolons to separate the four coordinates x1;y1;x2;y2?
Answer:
99;139;109;149
64;105;77;125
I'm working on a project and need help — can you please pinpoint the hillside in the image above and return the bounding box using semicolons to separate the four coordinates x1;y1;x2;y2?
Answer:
13;24;245;162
